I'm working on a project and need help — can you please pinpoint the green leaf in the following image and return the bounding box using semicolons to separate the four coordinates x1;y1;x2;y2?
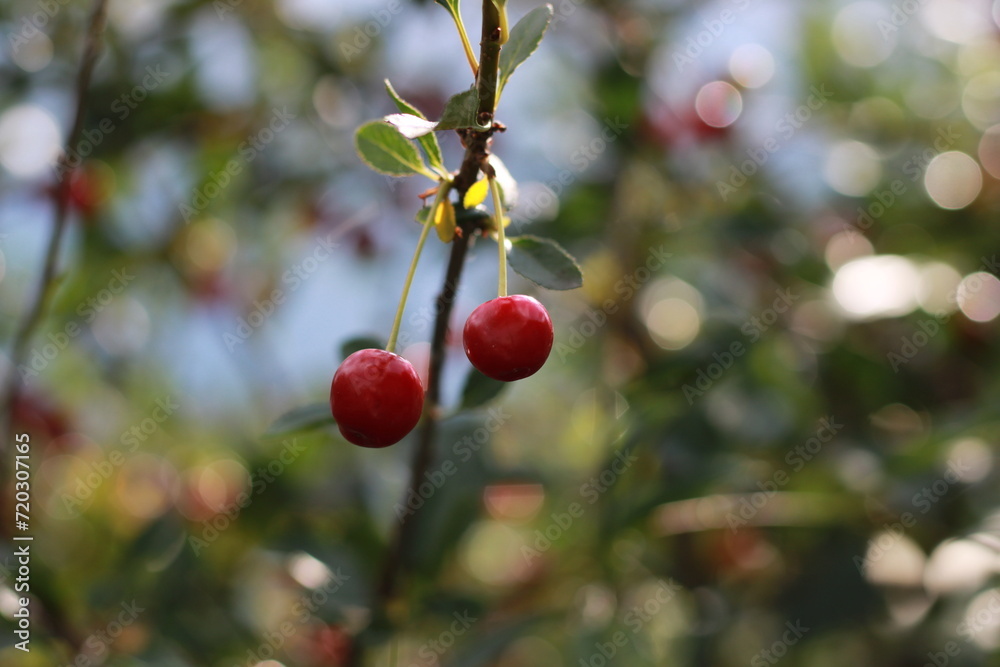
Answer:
434;0;461;18
498;5;553;98
264;403;334;439
416;206;432;226
125;514;186;571
507;235;583;291
436;88;488;132
461;369;507;409
384;79;428;119
355;121;434;178
385;80;446;174
341;336;384;359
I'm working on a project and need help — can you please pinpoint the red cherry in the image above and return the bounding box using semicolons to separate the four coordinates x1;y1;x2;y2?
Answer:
463;295;554;382
330;349;424;448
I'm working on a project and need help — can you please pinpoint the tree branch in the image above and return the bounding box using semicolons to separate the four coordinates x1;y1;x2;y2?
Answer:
360;1;507;661
1;0;110;444
374;219;472;607
453;0;504;198
0;0;109;658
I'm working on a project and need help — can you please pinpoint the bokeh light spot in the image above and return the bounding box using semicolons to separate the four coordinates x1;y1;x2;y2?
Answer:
921;0;994;44
962;72;1000;130
957;271;1000;322
729;44;775;89
832;255;920;320
182;218;237;274
11;33;53;73
917;262;963;315
287;551;335;589
924;151;982;209
115;454;178;520
694;81;742;129
460;521;531;586
925;539;999;595
0;105;61;178
946;438;993;483
978;125;1000;179
639;277;705;347
645;298;701;350
824;230;875;271
833;3;896;67
863;532;925;587
964;589;1000;649
483;483;545;523
197;459;251;513
824;141;882;197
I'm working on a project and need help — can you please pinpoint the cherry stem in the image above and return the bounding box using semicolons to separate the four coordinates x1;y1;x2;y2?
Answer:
489;175;508;298
386;181;451;354
456;17;480;76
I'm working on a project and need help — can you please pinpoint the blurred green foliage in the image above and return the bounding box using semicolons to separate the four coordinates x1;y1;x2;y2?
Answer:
1;0;1000;666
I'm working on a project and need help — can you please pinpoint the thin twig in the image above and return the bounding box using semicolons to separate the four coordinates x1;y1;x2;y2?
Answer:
0;0;110;657
1;0;110;443
352;3;507;663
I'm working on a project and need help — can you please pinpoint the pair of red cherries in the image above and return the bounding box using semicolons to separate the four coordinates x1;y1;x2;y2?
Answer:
330;295;553;448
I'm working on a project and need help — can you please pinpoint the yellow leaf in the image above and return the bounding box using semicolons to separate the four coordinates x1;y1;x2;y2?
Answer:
463;178;489;209
435;198;456;243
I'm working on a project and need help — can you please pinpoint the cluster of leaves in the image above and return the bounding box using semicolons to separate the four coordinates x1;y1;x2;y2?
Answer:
351;3;583;293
